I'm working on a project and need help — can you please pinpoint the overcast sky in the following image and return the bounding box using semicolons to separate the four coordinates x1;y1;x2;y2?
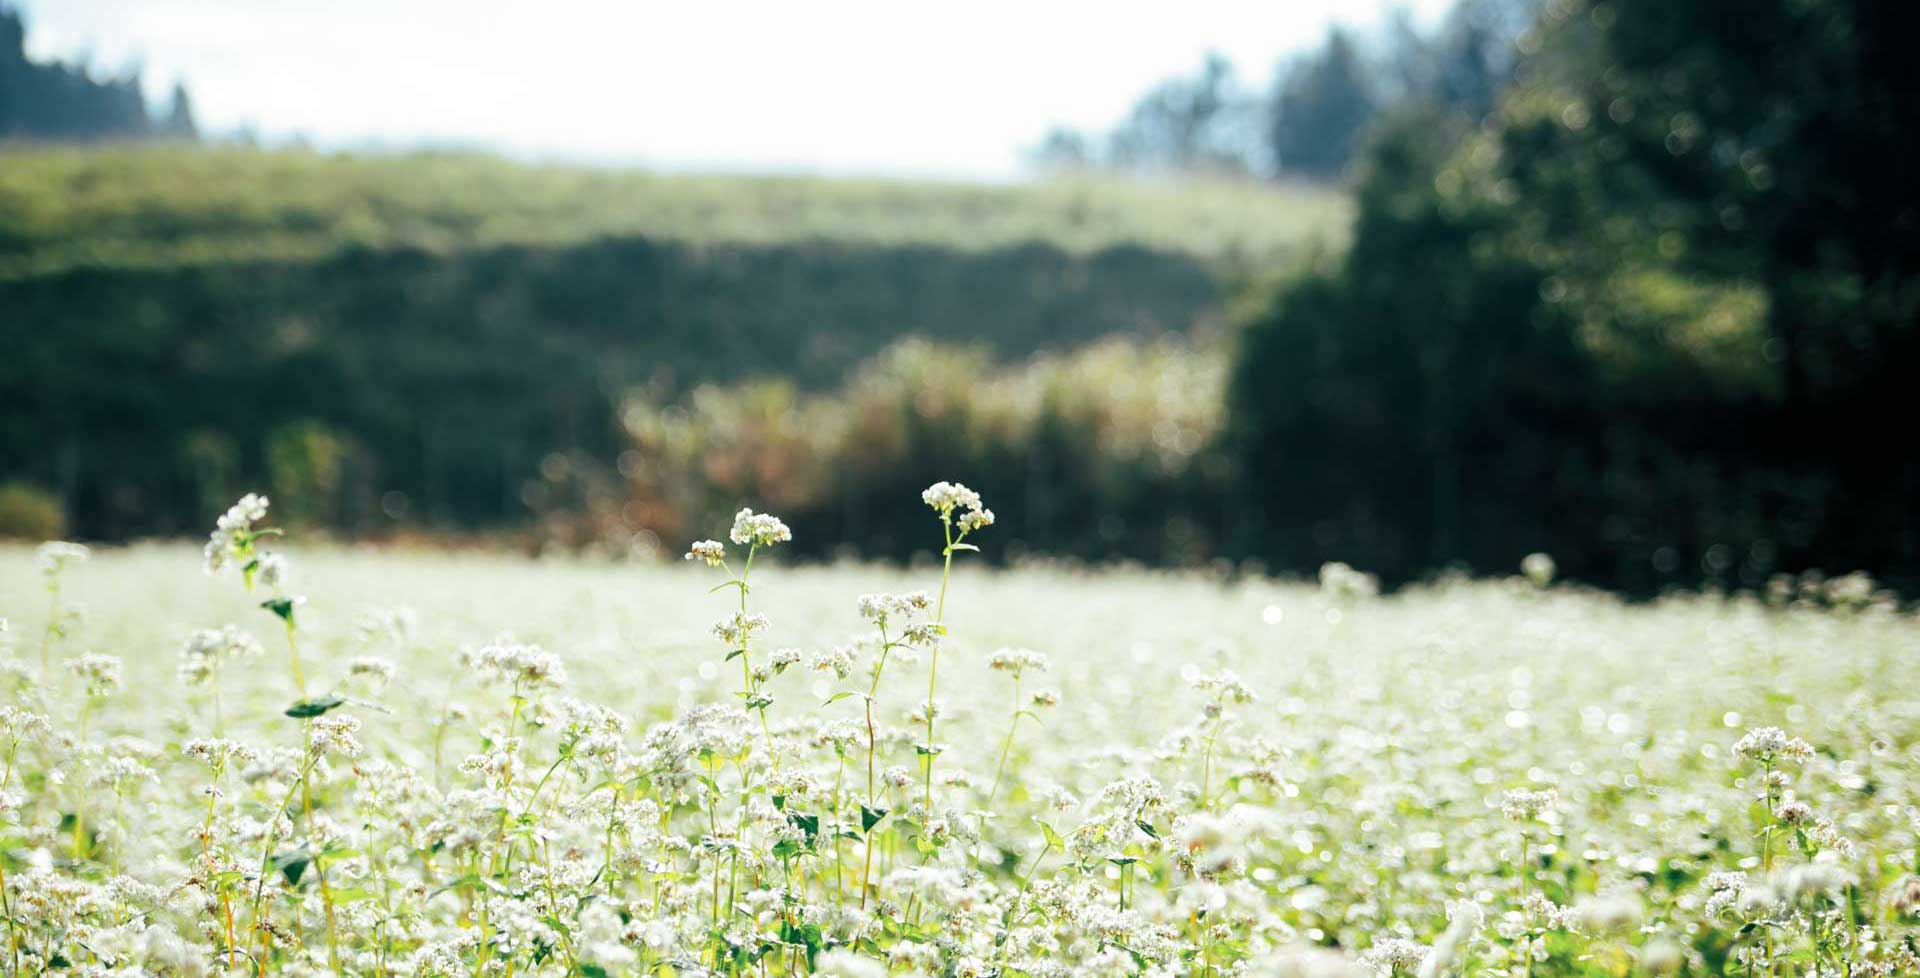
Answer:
17;0;1452;179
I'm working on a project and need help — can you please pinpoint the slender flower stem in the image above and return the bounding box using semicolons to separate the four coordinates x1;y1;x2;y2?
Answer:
39;577;60;676
283;617;306;699
923;519;956;813
986;675;1021;808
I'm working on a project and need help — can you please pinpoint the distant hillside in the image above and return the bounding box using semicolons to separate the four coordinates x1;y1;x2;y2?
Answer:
0;147;1346;540
0;146;1346;280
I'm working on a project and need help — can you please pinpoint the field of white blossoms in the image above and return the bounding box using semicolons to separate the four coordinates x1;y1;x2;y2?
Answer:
2;486;1918;978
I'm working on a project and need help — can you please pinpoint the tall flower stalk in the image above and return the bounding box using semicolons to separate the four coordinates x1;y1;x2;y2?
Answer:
34;542;87;676
917;481;993;816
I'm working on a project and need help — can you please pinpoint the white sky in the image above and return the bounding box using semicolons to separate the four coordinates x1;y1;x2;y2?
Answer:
18;0;1452;179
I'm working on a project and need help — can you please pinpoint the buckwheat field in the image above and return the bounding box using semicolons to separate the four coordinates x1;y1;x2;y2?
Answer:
2;486;1918;978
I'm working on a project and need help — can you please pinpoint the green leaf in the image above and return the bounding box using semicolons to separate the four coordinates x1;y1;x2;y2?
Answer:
949;542;981;553
284;695;346;719
261;596;298;622
270;849;311;886
1035;819;1063;849
791;812;820;843
779;920;824;967
822;690;862;706
860;805;888;834
1135;819;1159;839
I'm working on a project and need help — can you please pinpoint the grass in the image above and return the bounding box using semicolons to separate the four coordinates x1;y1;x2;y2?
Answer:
2;486;1917;976
0;145;1349;280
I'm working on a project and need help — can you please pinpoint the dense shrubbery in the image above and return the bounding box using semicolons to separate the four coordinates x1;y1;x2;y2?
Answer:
613;339;1227;565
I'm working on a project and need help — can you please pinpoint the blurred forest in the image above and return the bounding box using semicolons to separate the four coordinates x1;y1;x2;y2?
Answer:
0;5;195;141
3;0;1917;594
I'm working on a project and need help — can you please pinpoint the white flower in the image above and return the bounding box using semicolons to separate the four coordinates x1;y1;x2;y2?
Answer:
728;509;791;548
35;541;90;578
814;949;887;978
923;481;994;537
471;634;567;689
1733;726;1814;763
309;714;364;759
712;612;771;648
1501;787;1556;822
685;539;727;566
256;552;290;591
1521;552;1556;587
1318;561;1379;599
203;493;270;574
956;507;995;533
68;652;123;695
1360;936;1427;975
988;648;1050;677
921;481;982;514
857;591;929;627
1572;892;1641;934
176;625;263;684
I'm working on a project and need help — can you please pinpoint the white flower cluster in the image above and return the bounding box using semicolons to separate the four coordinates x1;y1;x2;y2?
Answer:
1501;786;1557;822
470;634;567;689
67;651;124;696
728;508;792;548
988;647;1050;678
922;481;995;533
35;540;90;578
1733;726;1815;763
202;492;269;574
685;539;727;566
1521;551;1557;587
175;625;264;684
1318;561;1380;599
857;591;930;628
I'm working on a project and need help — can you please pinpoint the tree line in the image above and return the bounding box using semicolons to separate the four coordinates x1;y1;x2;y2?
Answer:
1032;0;1533;180
1227;0;1920;592
0;4;196;142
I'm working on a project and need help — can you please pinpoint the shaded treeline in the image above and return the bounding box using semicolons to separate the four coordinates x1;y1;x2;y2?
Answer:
1228;0;1920;592
0;5;195;142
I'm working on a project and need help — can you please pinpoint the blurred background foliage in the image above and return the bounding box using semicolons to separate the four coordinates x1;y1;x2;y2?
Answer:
2;0;1916;593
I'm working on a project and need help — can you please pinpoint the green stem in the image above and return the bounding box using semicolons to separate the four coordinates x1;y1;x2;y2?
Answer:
924;519;956;813
283;617;306;699
986;676;1020;807
39;578;59;676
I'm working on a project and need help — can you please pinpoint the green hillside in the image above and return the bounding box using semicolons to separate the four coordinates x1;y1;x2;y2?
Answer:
0;146;1346;280
1;147;1344;541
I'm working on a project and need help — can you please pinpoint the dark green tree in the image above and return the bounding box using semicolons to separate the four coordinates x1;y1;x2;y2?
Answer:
1265;28;1378;178
1230;0;1920;591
